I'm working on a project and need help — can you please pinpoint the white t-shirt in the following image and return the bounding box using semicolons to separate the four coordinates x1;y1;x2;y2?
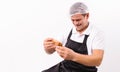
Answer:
57;23;105;55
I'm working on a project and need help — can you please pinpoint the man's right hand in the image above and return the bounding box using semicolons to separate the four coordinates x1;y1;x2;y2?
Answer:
43;38;62;54
43;38;56;54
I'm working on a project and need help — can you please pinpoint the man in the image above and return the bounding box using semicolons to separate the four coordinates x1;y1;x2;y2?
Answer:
42;2;105;72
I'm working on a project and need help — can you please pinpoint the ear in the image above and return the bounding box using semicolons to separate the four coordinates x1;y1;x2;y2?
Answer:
86;13;89;19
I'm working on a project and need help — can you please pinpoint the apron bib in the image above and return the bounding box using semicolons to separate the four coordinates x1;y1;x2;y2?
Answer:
42;30;97;72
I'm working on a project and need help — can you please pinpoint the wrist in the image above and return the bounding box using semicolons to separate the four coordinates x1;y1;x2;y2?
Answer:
72;52;82;63
71;52;78;61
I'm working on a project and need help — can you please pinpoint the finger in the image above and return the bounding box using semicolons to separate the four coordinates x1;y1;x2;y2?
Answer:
57;46;66;51
56;47;64;55
56;49;64;58
44;44;52;48
55;47;60;52
44;41;54;45
45;38;53;42
44;42;55;48
56;47;61;53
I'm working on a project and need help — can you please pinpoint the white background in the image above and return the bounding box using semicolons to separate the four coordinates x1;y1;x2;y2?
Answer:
0;0;120;72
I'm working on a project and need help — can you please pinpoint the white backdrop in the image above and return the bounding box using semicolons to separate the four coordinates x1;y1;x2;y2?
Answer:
0;0;120;72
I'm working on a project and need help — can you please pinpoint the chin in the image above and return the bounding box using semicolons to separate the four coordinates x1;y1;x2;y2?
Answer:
76;28;82;31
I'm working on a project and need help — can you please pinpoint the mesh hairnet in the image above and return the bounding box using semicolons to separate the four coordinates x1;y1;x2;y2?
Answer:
70;2;89;16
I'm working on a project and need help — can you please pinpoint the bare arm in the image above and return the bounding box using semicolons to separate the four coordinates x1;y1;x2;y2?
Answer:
72;49;104;66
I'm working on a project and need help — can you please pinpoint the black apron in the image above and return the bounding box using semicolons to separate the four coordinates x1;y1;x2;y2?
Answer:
42;30;97;72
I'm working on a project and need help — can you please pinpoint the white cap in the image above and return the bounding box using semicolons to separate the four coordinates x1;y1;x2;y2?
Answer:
70;2;89;16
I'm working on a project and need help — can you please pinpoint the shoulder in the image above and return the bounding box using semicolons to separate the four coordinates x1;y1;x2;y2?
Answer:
89;24;105;38
88;24;105;50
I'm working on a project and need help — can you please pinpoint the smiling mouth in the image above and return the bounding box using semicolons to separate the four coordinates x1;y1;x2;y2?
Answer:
76;24;81;27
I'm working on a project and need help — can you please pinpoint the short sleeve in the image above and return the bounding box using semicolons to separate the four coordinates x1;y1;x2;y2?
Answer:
92;31;105;50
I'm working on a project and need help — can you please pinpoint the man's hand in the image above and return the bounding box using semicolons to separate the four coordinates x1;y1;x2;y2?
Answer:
43;38;56;54
43;38;62;54
55;46;75;60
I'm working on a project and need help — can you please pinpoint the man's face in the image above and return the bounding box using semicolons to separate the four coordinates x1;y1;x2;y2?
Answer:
71;14;89;32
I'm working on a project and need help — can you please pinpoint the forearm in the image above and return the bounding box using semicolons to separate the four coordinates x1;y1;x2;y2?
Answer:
72;53;100;66
72;50;104;66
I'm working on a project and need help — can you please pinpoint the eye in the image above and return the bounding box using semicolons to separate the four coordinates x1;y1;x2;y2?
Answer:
76;19;81;21
71;19;81;22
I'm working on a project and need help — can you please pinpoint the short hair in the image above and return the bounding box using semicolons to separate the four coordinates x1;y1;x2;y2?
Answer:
70;2;89;16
